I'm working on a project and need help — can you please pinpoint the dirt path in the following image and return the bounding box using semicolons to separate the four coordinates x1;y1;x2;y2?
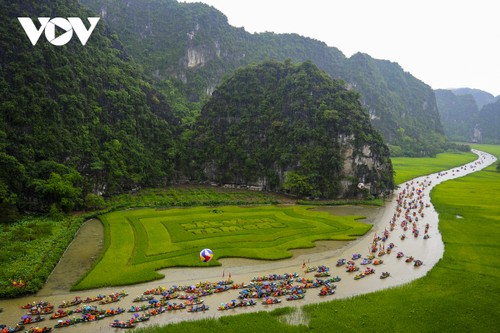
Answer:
0;149;496;332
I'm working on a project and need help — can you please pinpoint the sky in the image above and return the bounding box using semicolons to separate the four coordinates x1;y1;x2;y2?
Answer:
182;0;500;96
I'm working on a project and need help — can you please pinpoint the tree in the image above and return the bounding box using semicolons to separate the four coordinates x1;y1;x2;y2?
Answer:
283;172;314;197
32;170;82;212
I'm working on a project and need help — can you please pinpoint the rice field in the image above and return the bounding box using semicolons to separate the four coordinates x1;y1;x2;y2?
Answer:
74;205;372;289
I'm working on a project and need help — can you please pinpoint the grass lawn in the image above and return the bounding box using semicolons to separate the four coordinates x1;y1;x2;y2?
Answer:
136;145;499;332
74;205;372;289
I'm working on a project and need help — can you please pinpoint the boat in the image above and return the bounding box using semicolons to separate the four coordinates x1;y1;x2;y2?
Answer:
316;265;329;272
187;305;209;312
373;259;383;265
396;252;404;258
110;321;135;329
58;298;82;309
405;256;414;263
351;253;362;260
24;327;52;333
20;302;51;310
0;324;24;333
165;302;185;311
314;272;330;278
262;298;281;305
286;294;305;301
360;258;372;265
318;288;335;296
28;308;53;316
327;276;341;283
354;273;365;280
99;296;121;305
82;295;104;304
103;307;125;317
50;310;72;319
345;266;359;272
380;272;390;279
161;292;178;300
217;302;239;310
145;308;166;317
336;259;346;266
414;260;423;267
128;304;152;313
132;295;154;302
239;299;257;307
129;315;150;323
184;298;204;306
364;267;375;275
54;317;83;328
18;315;45;325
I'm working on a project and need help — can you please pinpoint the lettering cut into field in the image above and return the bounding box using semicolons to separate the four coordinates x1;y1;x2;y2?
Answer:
75;205;371;289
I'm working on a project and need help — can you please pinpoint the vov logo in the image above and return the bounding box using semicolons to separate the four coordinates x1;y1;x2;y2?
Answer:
18;17;100;46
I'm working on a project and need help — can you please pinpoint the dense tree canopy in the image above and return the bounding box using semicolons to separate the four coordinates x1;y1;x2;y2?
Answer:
190;60;394;198
80;0;448;157
0;0;176;216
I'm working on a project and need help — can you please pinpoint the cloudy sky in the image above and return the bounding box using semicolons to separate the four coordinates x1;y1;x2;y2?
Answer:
183;0;500;96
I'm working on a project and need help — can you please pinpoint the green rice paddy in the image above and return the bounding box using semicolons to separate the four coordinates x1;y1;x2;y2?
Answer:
136;144;499;332
74;205;372;289
391;151;477;184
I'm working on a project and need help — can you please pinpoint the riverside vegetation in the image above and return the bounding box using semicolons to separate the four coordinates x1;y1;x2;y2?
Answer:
133;144;500;333
0;149;481;298
0;186;288;298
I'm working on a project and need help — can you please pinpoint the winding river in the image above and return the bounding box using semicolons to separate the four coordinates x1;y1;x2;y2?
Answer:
0;149;496;332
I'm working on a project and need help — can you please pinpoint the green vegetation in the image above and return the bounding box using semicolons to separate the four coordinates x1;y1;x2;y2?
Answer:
106;186;288;210
135;144;500;333
478;99;500;144
0;186;288;297
81;0;449;157
0;0;176;217
74;205;371;289
190;60;393;198
0;216;86;298
435;89;479;142
435;88;500;144
391;151;477;185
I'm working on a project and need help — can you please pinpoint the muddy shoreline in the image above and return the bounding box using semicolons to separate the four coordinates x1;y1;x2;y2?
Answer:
0;149;496;332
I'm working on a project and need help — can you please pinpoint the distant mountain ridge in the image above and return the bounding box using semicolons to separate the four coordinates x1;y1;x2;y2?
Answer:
81;0;447;157
435;88;500;144
451;88;496;109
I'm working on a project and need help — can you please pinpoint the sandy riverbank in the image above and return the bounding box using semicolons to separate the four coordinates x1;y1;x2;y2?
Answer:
0;149;496;332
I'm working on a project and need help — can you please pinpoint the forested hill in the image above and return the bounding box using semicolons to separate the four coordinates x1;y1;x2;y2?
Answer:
451;88;496;109
0;0;176;217
190;61;394;198
435;88;500;144
478;99;500;144
435;89;479;142
80;0;447;157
